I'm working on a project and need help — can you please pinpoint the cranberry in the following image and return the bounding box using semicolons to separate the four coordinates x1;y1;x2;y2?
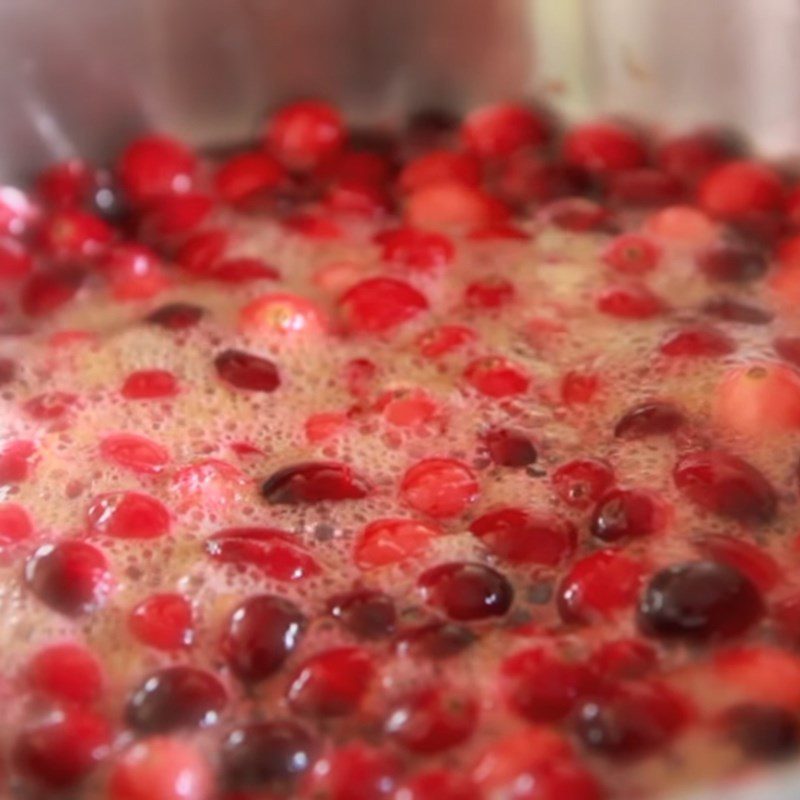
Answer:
725;704;800;760
405;180;508;230
24;390;77;420
138;192;212;242
25;540;111;615
399;150;481;193
223;594;306;682
656;130;732;185
261;461;369;505
214;151;286;203
659;325;736;357
0;503;32;546
38;209;111;258
398;769;481;800
469;507;576;566
146;302;205;330
108;738;212;800
698;160;784;220
11;708;110;790
27;642;104;704
376;387;437;427
463;356;529;397
0;237;32;281
130;593;194;650
305;744;400;800
395;621;477;660
239;292;323;335
326;149;391;186
775;336;800;368
118;135;196;203
563;121;646;173
461;103;547;159
590;488;663;542
696;241;767;283
552;458;615;509
87;491;170;539
497;153;589;207
355;518;440;569
558;550;645;624
35;159;93;208
401;458;478;518
540;198;611;232
327;589;396;639
221;720;318;791
208;256;280;283
416;324;476;358
0;440;37;484
590;639;658;680
596;284;664;318
177;229;229;275
464;277;515;309
126;666;226;733
638;560;764;640
481;427;537;467
602;233;661;274
418;562;513;621
265;100;345;172
673;450;777;522
214;349;280;393
714;645;800;708
287;646;373;717
695;536;782;595
21;268;85;316
122;369;179;399
284;212;343;239
644;204;718;245
614;401;684;438
102;244;168;301
606;168;683;207
100;433;170;475
339;277;428;333
376;227;455;271
560;371;600;404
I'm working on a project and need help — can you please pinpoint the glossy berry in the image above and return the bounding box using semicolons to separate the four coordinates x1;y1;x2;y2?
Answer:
355;518;441;569
696;241;768;283
673;450;777;522
146;302;205;330
121;369;179;399
461;103;547;159
27;642;104;705
552;458;614;509
602;233;661;274
125;666;226;733
614;401;684;438
659;325;735;357
214;151;285;203
590;488;663;542
35;159;93;208
376;227;455;271
563;121;646;173
698;160;784;220
223;594;306;682
606;168;683;207
39;209;111;258
118;135;197;203
239;292;323;335
305;744;400;800
469;507;576;565
482;427;537;467
418;562;513;621
21;268;85;317
395;621;477;660
638;560;764;641
87;491;170;539
262;461;369;504
339;277;429;333
25;541;111;616
265;100;345;172
463;356;529;397
220;720;318;791
214;349;280;392
725;704;800;760
696;534;782;593
327;589;397;639
401;458;478;518
597;284;664;318
100;433;170;475
129;593;194;650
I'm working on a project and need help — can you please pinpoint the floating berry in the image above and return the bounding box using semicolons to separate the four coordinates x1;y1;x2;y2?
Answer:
461;103;547;159
552;458;614;509
656;130;732;185
560;371;600;404
262;461;369;504
339;277;429;333
418;562;513;621
87;491;170;539
659;325;735;357
239;292;324;335
602;233;661;274
395;621;477;660
596;284;664;319
27;642;104;705
102;244;169;300
327;589;397;639
399;150;481;193
0;503;32;547
100;433;170;475
265;100;345;172
698;160;784;220
121;369;179;399
464;277;515;309
590;488;664;542
375;227;455;271
214;349;280;392
405;180;508;230
0;237;32;281
613;401;684;438
129;593;194;650
214;151;286;203
563;121;646;173
146;302;205;330
118;135;197;203
21;268;85;317
401;458;478;518
355;518;440;569
305;744;400;800
416;324;476;358
481;427;537;467
463;356;529;397
38;209;111;258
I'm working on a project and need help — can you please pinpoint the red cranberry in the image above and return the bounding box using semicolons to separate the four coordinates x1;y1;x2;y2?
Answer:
305;744;400;800
287;647;373;717
100;433;170;475
693;534;782;592
130;593;194;650
657;130;732;185
399;150;481;193
354;517;440;569
326;149;391;186
418;562;513;621
596;284;664;319
0;237;32;281
121;369;179;399
262;461;369;504
0;440;37;484
558;550;645;624
725;704;800;760
614;401;684;438
12;708;111;790
25;541;111;615
673;450;777;522
223;594;306;682
481;427;537;467
552;458;615;509
376;387;437;427
24;390;77;420
696;241;768;282
177;229;228;275
21;268;85;316
775;336;800;368
339;277;428;333
214;349;280;393
125;666;226;733
469;507;576;566
375;227;455;271
398;769;481;800
698;160;784;221
118;135;197;204
497;153;589;207
461;103;547;159
659;325;736;357
102;244;168;300
265;100;345;172
416;324;476;359
464;277;515;309
638;560;764;640
395;621;476;660
137;192;212;242
239;292;323;335
463;356;529;397
214;151;286;204
146;302;205;330
590;489;663;542
602;233;661;274
87;491;170;539
0;503;32;546
327;589;396;639
606;168;683;207
401;458;478;518
405;180;509;230
35;159;94;208
713;645;800;708
38;209;111;258
590;639;658;680
560;371;600;404
27;642;104;705
221;720;318;791
540;198;610;232
563;121;646;173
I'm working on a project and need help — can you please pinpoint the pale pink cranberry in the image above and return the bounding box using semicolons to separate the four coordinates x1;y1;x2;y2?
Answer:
714;362;800;436
354;518;441;569
693;534;782;592
590;488;665;542
673;450;777;522
214;151;286;203
696;240;767;283
405;180;508;230
656;130;732;185
108;737;213;800
416;324;476;359
772;593;800;643
12;708;111;790
558;550;646;623
38;209;112;258
0;237;32;280
398;150;481;193
287;647;373;718
305;744;400;800
0;439;37;483
643;204;718;245
470;507;576;566
327;589;396;639
482;427;537;467
21;268;85;316
305;411;348;442
101;244;169;301
602;233;661;274
394;621;476;660
560;371;600;404
590;639;658;680
117;135;197;204
146;302;205;330
261;461;369;504
87;491;170;539
100;433;170;475
121;369;179;399
239;292;324;335
659;325;735;357
214;349;280;392
464;276;515;309
265;100;345;172
539;197;610;232
339;277;429;333
614;400;684;438
34;159;94;208
223;594;306;683
698;160;785;220
418;561;513;621
463;356;529;397
396;769;481;800
562;121;646;173
401;458;478;518
171;458;247;512
596;284;664;318
376;387;437;427
129;593;194;650
713;645;800;708
461;103;548;159
24;390;77;420
552;458;614;509
0;502;33;547
27;642;104;704
605;168;684;207
375;226;455;271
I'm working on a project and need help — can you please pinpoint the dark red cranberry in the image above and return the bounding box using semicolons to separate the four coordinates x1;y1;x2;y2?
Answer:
261;461;369;504
614;401;684;439
698;160;784;221
125;666;227;733
597;284;664;319
481;427;537;467
659;325;736;357
129;593;194;650
673;450;777;522
638;560;764;641
702;297;773;325
221;720;318;791
497;153;589;207
395;621;477;659
418;562;513;621
552;458;615;510
146;302;205;330
693;534;782;592
386;686;478;753
25;541;111;616
21;268;85;317
657;130;732;185
214;349;280;393
696;241;768;282
223;594;306;683
606;168;684;207
590;489;662;542
725;704;800;760
327;589;396;639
